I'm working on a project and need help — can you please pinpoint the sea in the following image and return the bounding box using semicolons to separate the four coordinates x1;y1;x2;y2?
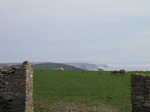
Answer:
103;64;150;71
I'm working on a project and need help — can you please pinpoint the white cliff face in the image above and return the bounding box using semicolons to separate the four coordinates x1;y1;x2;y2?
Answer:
66;63;101;71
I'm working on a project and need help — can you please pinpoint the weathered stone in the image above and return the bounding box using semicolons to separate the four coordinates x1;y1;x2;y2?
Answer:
143;102;150;107
0;61;34;112
131;74;146;86
143;108;150;112
132;101;143;106
132;86;145;95
132;107;143;112
131;74;150;112
136;95;144;100
145;80;150;86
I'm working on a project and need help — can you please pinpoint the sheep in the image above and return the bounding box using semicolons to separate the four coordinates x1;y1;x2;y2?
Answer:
118;69;127;74
111;69;127;75
98;68;104;71
111;70;119;75
59;68;64;71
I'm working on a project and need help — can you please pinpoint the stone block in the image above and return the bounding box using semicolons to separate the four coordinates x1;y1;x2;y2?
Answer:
131;74;150;112
132;107;143;112
143;108;150;112
143;102;150;108
145;80;150;86
131;74;146;86
0;61;34;112
132;86;145;95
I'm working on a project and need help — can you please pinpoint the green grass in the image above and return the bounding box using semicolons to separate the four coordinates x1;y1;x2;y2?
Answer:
33;70;135;112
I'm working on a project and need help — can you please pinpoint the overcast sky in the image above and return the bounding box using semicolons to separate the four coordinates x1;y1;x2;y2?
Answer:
0;0;150;64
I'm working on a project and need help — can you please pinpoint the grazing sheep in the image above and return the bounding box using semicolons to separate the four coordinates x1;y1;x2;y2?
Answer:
98;68;104;71
111;69;127;75
59;68;64;71
118;69;127;74
111;70;119;75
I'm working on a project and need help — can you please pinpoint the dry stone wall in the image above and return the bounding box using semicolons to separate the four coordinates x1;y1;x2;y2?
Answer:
0;61;33;112
131;73;150;112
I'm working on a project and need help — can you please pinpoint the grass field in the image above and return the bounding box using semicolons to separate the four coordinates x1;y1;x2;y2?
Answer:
33;70;148;112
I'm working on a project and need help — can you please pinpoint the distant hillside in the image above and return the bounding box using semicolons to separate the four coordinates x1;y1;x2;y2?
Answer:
31;63;83;70
0;62;107;71
0;63;20;69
